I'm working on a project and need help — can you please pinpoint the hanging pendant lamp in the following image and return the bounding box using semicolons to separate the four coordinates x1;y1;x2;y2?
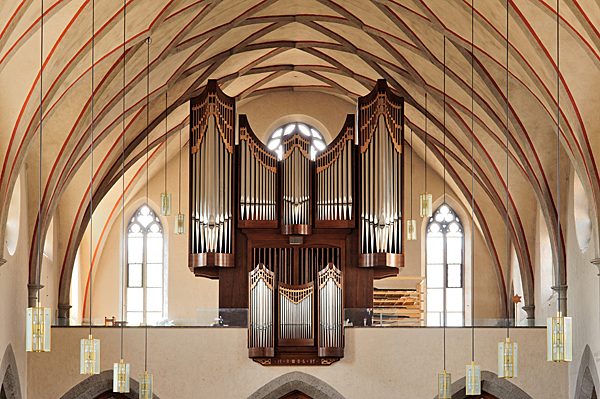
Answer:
498;1;518;378
419;93;432;218
175;127;185;235
81;0;100;373
160;92;171;216
27;0;51;354
437;36;451;399
138;37;154;399
466;2;481;394
547;0;572;363
114;1;130;391
407;128;416;240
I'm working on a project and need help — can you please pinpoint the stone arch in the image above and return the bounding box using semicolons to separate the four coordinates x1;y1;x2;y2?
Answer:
59;370;162;399
575;345;600;399
0;344;22;399
247;371;345;399
444;370;533;399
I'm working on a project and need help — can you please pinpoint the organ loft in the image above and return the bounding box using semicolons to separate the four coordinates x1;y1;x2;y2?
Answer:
188;79;404;365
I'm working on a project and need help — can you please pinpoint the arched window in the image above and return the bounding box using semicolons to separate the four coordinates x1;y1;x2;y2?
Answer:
266;122;326;160
426;204;464;326
126;205;165;326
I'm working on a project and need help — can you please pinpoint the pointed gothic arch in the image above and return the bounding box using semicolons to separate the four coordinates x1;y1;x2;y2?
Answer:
443;370;533;399
247;372;345;399
575;345;600;399
0;344;22;399
59;370;162;399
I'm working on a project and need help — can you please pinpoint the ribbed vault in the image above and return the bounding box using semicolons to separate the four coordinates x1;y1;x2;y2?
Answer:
0;0;598;316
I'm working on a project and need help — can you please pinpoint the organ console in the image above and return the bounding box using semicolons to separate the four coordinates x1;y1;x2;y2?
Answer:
189;79;404;365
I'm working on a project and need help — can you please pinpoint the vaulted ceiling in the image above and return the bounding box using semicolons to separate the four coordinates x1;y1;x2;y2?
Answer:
0;0;599;313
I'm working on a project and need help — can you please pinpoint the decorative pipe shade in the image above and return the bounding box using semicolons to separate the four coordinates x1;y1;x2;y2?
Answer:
113;359;130;393
80;335;100;375
547;312;572;362
175;213;185;235
438;371;451;398
498;338;518;378
160;192;171;216
420;193;432;217
466;362;481;395
406;219;417;241
139;372;153;399
26;303;51;352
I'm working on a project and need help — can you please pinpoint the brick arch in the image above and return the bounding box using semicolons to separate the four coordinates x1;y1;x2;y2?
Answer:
247;372;345;399
444;370;533;399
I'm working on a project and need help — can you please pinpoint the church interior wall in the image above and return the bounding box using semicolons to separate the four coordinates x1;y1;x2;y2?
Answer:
27;327;567;399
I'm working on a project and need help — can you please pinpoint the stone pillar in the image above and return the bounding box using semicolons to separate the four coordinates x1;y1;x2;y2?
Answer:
551;285;568;316
591;258;600;276
521;304;535;326
57;304;72;326
27;283;44;308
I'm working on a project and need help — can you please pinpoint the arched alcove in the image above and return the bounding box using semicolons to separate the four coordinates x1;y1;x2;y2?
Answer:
4;175;21;257
443;370;533;399
59;370;161;399
573;170;592;253
0;344;22;399
575;345;600;399
247;372;345;399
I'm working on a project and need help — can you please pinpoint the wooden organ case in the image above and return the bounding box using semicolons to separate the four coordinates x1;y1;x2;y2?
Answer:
189;80;404;366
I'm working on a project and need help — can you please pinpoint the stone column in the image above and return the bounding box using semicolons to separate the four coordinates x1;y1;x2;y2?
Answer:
521;304;535;326
27;283;44;308
57;304;72;326
591;258;600;276
551;285;568;316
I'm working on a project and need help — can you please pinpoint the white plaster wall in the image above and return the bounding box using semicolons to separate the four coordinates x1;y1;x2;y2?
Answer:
28;327;566;399
90;147;218;325
567;165;600;398
0;167;29;398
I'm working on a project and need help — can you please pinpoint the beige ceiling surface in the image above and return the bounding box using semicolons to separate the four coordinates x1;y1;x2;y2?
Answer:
0;0;598;313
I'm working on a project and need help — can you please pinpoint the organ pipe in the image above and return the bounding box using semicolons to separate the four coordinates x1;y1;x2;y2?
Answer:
189;81;235;272
358;79;404;270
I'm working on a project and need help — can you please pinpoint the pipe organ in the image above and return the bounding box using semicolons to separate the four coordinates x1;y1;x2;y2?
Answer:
249;264;274;357
238;115;277;227
318;263;343;357
358;80;404;274
189;79;404;365
281;134;313;235
316;116;355;228
189;80;236;277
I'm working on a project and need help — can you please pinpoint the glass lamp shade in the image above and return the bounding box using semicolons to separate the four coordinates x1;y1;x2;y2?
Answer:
113;359;130;393
466;362;481;395
420;192;432;217
406;219;417;240
498;338;518;378
547;312;572;362
26;303;51;352
175;213;185;235
139;371;153;399
438;371;452;398
80;335;100;374
160;192;171;216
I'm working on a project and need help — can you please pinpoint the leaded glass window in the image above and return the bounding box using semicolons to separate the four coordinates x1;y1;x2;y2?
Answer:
266;122;326;160
126;205;165;326
426;204;464;326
